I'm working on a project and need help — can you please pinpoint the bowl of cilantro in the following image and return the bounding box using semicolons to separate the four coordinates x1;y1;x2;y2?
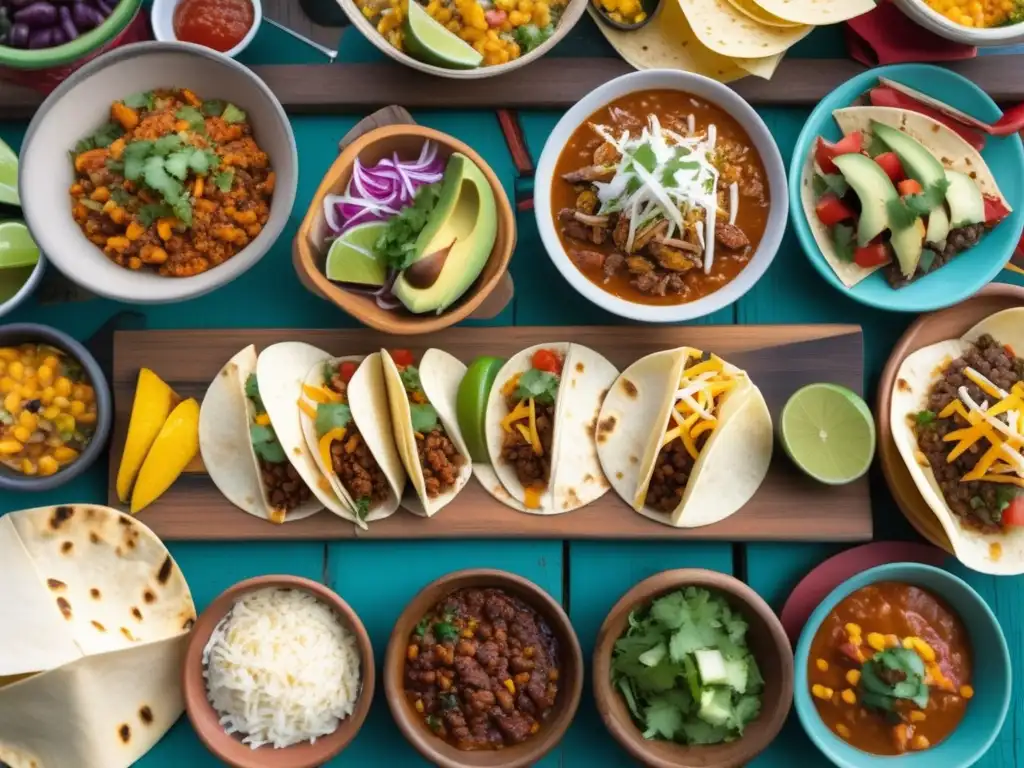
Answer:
593;569;794;768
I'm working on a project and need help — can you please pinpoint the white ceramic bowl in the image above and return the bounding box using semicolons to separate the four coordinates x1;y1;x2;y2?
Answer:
894;0;1024;46
534;69;788;324
18;41;297;305
150;0;263;59
337;0;588;80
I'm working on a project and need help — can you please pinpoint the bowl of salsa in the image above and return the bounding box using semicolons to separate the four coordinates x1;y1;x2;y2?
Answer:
151;0;261;59
794;563;1010;768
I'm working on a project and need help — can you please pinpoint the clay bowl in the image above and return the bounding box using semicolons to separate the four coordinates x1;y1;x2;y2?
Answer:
293;124;516;335
593;569;794;768
877;282;1024;554
384;569;583;768
182;575;374;768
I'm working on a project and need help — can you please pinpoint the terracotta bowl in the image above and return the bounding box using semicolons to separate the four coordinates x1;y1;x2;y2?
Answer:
593;569;794;768
293;124;515;335
182;575;374;768
383;569;583;768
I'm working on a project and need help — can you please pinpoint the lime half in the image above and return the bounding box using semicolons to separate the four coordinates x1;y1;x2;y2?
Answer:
404;1;484;70
0;221;39;271
325;221;389;286
457;355;506;463
0;139;18;207
780;383;876;485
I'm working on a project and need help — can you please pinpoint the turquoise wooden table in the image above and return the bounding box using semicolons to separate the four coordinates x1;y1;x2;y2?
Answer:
2;16;1024;767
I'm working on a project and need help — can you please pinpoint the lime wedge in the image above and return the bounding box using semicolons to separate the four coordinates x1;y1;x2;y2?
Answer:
404;1;484;70
457;355;506;463
0;221;39;270
0;138;19;207
780;383;876;485
325;221;390;286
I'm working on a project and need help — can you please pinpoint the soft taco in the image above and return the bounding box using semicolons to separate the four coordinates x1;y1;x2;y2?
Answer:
297;352;406;525
890;308;1024;575
200;345;322;525
596;347;773;528
802;105;1013;289
483;343;618;514
381;348;472;517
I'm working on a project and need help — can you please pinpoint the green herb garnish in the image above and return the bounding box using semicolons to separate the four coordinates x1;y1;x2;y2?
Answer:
515;368;560;406
400;365;423;395
425;715;441;730
414;617;430;637
117;137;217;228
433;622;459;642
996;485;1023;513
201;99;227;117
374;183;442;270
175;106;207;134
832;223;855;263
315;402;352;438
915;410;936;425
514;23;554;54
73;122;122;155
859;647;930;713
410;403;439;433
354;496;371;521
244;373;263;412
214;169;235;193
250;424;286;464
123;91;155;110
812;173;850;199
221;103;247;124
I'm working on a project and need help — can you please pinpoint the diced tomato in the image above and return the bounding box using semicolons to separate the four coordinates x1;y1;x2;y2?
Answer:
484;9;507;26
984;194;1011;225
815;193;855;227
390;349;415;367
854;243;890;268
868;87;987;151
1004;497;1024;526
898;179;923;197
532;348;562;374
815;132;863;175
339;361;358;382
873;152;904;183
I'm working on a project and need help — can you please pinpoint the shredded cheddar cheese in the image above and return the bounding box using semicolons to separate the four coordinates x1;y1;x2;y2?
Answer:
318;427;347;471
298;399;317;421
302;384;341;404
660;352;741;457
502;388;543;457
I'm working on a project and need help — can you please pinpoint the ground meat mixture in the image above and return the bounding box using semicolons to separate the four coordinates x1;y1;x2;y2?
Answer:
330;424;390;511
915;334;1024;532
259;457;312;518
500;397;555;489
885;224;985;289
404;588;561;751
417;428;466;498
645;428;710;513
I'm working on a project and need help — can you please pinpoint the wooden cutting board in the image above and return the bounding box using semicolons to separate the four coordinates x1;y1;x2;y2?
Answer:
108;325;871;541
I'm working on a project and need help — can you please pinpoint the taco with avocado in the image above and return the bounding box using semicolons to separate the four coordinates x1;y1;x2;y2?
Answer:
596;347;773;528
890;308;1024;575
297;353;406;525
381;347;472;517
199;345;322;525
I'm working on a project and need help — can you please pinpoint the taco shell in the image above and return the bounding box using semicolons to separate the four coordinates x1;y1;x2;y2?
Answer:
679;0;811;59
747;0;874;24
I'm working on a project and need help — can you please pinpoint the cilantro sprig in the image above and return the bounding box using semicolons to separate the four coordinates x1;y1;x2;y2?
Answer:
374;183;443;270
315;402;352;438
515;368;560;406
119;134;219;227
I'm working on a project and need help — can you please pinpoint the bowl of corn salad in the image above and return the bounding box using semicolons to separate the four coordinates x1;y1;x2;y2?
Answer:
0;324;111;491
340;0;588;78
894;0;1024;46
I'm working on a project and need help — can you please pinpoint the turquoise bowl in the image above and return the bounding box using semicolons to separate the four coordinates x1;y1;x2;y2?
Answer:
794;563;1010;768
789;63;1024;313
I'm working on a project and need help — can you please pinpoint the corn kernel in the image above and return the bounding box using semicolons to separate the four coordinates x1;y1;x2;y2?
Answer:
18;411;37;431
909;711;927;722
20;458;36;475
841;689;857;705
3;391;20;414
406;644;419;661
815;658;829;672
53;396;71;410
844;623;862;638
959;685;974;699
811;684;833;701
911;735;930;751
0;376;13;394
70;401;86;416
54;446;79;463
12;425;31;443
38;455;59;476
40;386;55;406
55;377;72;397
0;439;24;454
846;669;861;686
8;361;23;381
42;405;60;421
866;632;886;652
835;723;851;739
414;699;424;713
503;678;516;694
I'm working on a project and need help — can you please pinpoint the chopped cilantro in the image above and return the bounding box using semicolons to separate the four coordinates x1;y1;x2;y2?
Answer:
425;715;441;730
812;172;849;199
918;249;936;274
439;692;459;710
110;186;132;206
315;402;352;438
630;143;658;174
138;204;172;228
832;223;855;263
400;365;423;395
915;410;936;425
175;106;206;133
414;617;430;636
221;103;247;124
244;374;264;410
73;122;122;156
433;621;459;642
374;183;443;270
122;91;155;110
886;197;920;232
864;133;889;159
410;403;439;433
516;368;560;406
514;23;554;54
0;409;13;426
214;169;235;193
119;138;215;228
996;485;1022;513
250;423;286;463
354;496;371;521
860;647;930;712
201;99;226;117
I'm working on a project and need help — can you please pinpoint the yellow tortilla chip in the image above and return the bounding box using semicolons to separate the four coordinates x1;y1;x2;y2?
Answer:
727;0;801;27
679;0;812;58
750;0;876;24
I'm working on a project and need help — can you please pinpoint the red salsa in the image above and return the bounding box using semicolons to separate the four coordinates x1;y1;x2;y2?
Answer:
173;0;255;53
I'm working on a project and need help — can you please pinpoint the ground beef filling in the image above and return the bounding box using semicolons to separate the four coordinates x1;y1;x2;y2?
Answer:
259;457;312;513
417;428;466;498
405;588;560;751
646;429;710;513
915;334;1024;533
500;398;555;489
330;424;390;508
885;224;985;289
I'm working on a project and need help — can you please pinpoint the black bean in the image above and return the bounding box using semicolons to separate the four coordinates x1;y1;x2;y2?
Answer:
27;26;53;47
8;22;30;46
72;2;102;29
50;25;66;45
14;1;57;28
58;5;77;39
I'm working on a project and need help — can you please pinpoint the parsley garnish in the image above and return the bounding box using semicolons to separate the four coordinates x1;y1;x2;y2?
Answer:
214;169;235;193
73;122;122;155
250;423;286;463
832;223;855;263
221;103;247;124
886;197;920;232
175;105;207;134
119;136;217;229
514;23;554;54
374;183;443;270
122;91;155;110
425;715;441;730
433;622;459;642
410;403;439;433
515;368;560;406
315;402;352;438
414;618;430;637
400;365;423;395
244;374;264;411
860;648;930;712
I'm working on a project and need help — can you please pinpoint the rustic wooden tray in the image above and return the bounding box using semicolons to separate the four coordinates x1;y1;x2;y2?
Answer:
108;325;871;541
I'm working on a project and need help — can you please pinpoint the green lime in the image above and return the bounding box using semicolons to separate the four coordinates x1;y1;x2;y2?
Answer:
457;355;505;463
325;221;389;286
0;221;39;270
404;1;484;70
780;383;876;485
0;139;18;208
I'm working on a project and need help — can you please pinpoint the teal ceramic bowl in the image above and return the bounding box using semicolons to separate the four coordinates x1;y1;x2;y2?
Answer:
794;563;1011;768
789;64;1024;313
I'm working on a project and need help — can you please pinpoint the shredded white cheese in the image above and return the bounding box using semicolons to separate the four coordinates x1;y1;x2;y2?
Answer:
203;588;362;750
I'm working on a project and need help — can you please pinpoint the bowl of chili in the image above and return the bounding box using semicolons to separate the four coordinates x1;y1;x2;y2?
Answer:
384;569;583;768
794;563;1010;768
151;0;263;60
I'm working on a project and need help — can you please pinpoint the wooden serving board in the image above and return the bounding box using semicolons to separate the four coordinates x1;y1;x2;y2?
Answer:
108;325;871;541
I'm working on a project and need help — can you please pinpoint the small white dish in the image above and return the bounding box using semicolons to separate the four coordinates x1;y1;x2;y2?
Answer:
150;0;263;59
894;0;1024;47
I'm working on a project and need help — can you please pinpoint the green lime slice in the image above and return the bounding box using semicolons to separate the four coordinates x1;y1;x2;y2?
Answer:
457;355;506;463
325;221;390;286
780;383;876;485
0;139;18;208
0;221;39;270
404;1;484;70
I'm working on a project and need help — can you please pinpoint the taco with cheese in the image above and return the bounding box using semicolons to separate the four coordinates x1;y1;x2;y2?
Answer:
890;308;1024;575
596;347;773;528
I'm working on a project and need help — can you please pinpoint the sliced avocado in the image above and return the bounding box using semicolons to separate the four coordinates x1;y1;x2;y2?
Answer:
891;218;926;279
698;688;733;727
833;153;898;246
871;122;946;209
695;649;728;686
925;204;950;247
944;170;985;228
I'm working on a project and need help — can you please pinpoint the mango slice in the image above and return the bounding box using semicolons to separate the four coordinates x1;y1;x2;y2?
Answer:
131;398;200;515
116;368;178;503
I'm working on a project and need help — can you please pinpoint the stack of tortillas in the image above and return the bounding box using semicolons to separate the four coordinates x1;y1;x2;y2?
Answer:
0;504;195;768
593;0;876;82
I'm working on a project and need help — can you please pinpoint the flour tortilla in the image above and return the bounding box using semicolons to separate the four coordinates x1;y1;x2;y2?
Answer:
596;349;773;528
890;308;1024;575
199;346;322;524
726;0;801;27
298;352;406;527
679;0;812;58
748;0;876;24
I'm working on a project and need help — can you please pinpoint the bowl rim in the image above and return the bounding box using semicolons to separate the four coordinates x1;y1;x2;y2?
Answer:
181;574;375;768
18;39;298;305
293;123;516;334
894;0;1024;44
533;68;788;324
0;322;112;491
150;0;264;59
0;0;143;69
0;253;46;321
793;562;1012;768
382;568;584;768
787;62;1024;314
592;568;794;768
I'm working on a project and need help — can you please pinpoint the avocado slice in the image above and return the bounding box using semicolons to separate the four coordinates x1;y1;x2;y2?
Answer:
832;153;898;246
925;204;950;248
891;217;926;279
944;170;986;228
871;121;946;210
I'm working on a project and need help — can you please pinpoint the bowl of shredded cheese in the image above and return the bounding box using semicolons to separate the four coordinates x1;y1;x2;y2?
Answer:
182;575;374;768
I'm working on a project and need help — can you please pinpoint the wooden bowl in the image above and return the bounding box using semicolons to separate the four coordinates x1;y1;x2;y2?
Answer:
593;569;794;768
182;575;374;768
383;569;583;768
294;124;515;335
877;282;1024;554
